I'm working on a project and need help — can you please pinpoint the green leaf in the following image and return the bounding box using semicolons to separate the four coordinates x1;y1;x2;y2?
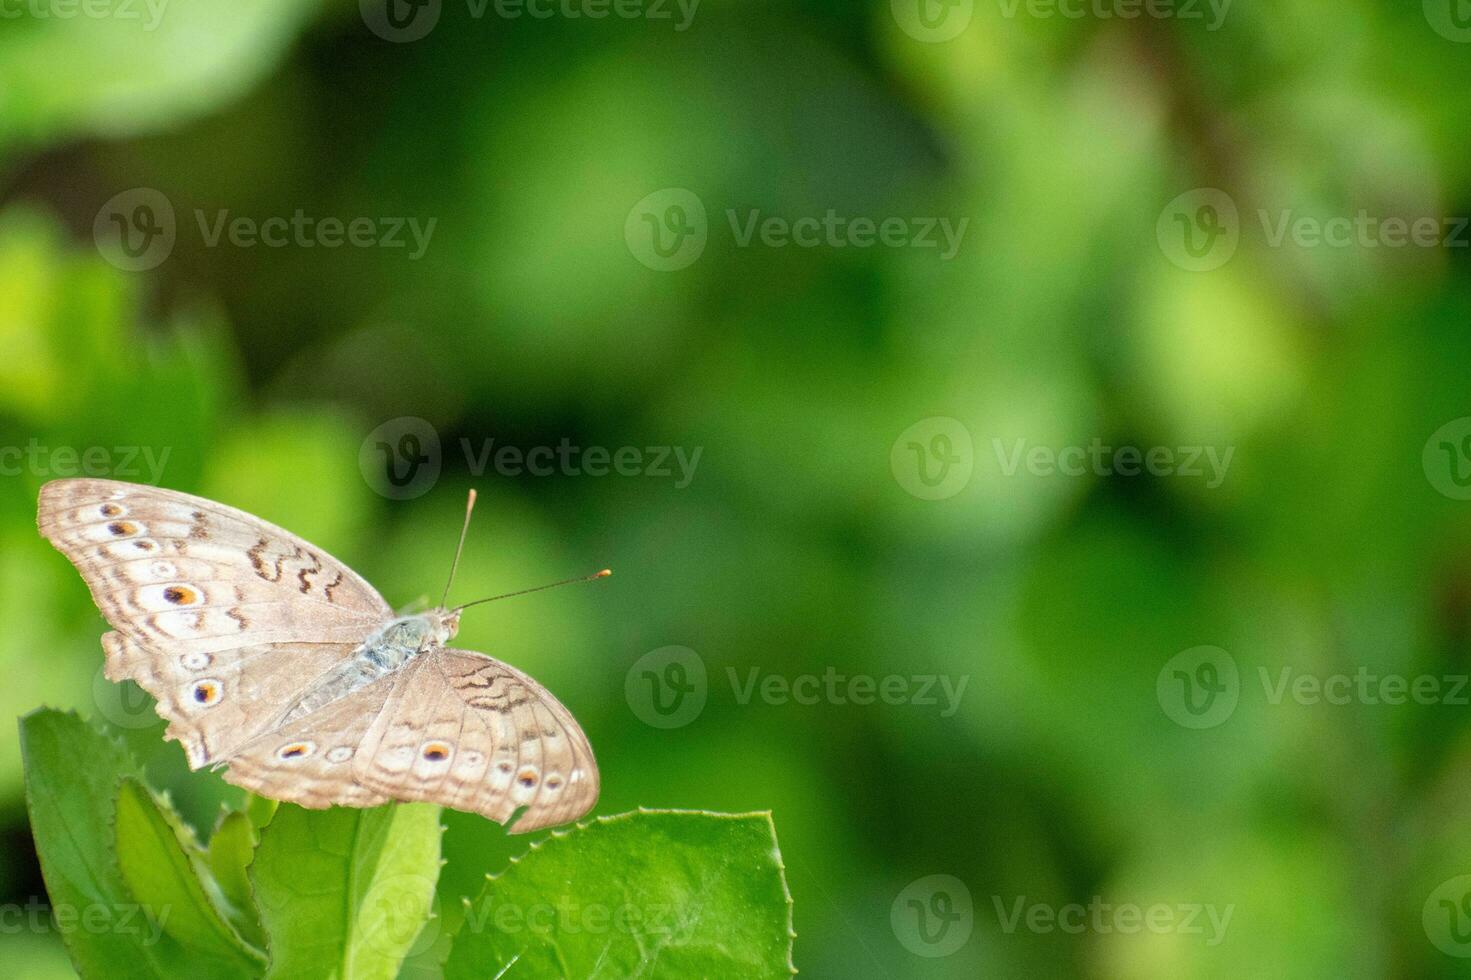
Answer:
207;809;269;950
250;802;443;980
19;709;243;979
0;0;324;153
114;778;266;972
444;810;797;979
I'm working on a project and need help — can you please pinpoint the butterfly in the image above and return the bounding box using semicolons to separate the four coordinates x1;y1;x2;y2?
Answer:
37;478;604;834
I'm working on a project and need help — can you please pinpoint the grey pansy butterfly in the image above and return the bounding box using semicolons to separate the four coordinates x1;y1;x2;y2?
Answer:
36;477;604;834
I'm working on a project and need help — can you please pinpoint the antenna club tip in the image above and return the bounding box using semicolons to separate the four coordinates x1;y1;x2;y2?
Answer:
467;489;477;505
595;569;612;579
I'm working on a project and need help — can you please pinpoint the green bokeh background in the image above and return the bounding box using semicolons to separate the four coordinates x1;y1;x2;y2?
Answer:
4;1;1471;977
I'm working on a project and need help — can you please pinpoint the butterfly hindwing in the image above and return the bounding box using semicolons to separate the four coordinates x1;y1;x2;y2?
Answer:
353;649;600;833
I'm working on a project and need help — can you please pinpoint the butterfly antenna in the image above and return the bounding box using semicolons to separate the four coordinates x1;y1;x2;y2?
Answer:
453;569;611;613
440;489;477;609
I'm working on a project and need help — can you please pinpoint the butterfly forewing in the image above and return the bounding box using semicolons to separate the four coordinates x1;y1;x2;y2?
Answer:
38;478;601;833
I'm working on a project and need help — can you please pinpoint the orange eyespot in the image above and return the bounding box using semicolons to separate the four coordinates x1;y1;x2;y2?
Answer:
517;768;539;788
99;504;122;517
421;742;451;762
279;743;310;759
107;521;137;536
191;681;220;705
163;586;197;605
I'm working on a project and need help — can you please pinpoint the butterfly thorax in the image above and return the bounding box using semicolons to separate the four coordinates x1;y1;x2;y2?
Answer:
277;611;460;725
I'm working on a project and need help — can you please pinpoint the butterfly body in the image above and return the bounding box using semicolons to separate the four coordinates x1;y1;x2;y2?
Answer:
37;478;600;833
279;611;458;725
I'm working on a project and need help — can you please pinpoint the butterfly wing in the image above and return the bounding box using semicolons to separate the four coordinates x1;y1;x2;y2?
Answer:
349;648;599;833
216;680;394;808
38;477;392;766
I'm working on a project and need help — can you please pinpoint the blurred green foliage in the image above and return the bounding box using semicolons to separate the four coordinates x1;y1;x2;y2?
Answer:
3;0;1471;977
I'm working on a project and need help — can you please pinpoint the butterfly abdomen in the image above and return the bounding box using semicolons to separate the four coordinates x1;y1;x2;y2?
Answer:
276;616;434;725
